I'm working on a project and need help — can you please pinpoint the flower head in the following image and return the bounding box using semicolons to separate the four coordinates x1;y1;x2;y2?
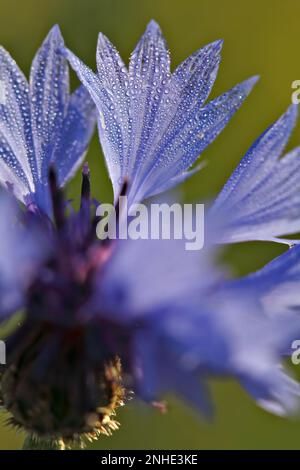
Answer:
0;171;299;446
65;20;258;206
0;25;96;216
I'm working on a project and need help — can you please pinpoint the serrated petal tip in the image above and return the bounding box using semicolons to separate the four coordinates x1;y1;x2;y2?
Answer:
146;19;162;35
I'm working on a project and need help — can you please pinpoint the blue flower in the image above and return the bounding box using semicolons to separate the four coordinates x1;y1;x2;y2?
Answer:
210;104;300;244
1;173;299;441
65;20;258;206
0;25;96;216
0;21;299;448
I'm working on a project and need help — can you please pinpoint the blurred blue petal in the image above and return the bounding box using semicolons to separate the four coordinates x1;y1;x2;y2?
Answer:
0;193;48;320
133;328;213;417
97;237;218;319
94;233;300;416
229;245;300;316
240;366;300;417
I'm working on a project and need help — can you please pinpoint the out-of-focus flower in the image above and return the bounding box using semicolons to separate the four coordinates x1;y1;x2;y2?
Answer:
0;172;299;448
65;20;258;206
0;25;96;216
210;105;300;244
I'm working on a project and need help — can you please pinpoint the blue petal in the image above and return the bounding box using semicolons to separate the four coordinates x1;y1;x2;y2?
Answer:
0;46;36;200
240;367;300;417
211;105;300;244
142;162;206;199
53;85;96;186
0;132;31;200
30;24;69;186
130;76;258;203
0;26;96;216
128;36;222;200
66;47;125;195
229;245;300;316
126;21;171;184
66;22;257;205
97;31;130;191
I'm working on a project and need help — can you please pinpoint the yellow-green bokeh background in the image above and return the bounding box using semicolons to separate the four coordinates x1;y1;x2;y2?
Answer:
0;0;300;449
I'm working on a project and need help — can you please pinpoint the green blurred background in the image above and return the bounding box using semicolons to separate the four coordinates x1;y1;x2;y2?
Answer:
0;0;300;449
